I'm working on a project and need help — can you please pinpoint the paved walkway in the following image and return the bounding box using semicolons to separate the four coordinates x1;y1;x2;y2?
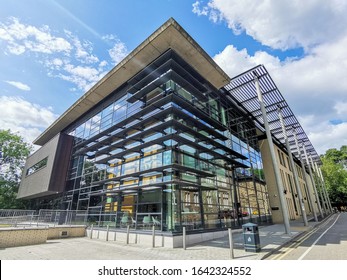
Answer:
0;218;324;260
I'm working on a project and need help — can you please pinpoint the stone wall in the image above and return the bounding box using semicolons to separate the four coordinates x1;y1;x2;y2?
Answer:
0;227;48;248
0;225;86;248
47;226;86;239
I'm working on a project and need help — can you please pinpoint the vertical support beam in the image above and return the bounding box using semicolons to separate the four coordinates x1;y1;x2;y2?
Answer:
278;108;308;226
314;162;333;213
231;169;241;227
293;128;318;222
310;155;328;215
197;179;205;229
303;145;324;218
315;162;332;213
250;163;261;221
312;160;330;214
254;76;291;234
318;166;333;212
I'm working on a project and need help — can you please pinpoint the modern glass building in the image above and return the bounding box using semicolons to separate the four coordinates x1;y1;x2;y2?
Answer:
64;48;272;231
18;18;327;236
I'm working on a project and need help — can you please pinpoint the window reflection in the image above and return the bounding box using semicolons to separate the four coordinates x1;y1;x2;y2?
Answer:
65;62;271;232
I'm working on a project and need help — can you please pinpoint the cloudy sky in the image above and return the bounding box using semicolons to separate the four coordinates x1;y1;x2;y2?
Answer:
0;0;346;154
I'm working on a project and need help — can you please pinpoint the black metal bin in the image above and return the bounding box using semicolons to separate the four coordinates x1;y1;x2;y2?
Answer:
242;222;261;252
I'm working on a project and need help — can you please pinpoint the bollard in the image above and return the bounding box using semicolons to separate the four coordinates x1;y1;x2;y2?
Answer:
106;225;110;241
90;224;94;239
228;228;234;259
152;225;155;248
126;225;130;244
183;226;186;250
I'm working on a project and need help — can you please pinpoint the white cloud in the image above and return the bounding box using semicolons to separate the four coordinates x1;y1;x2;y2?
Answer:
4;80;31;91
334;102;347;116
192;1;209;16
58;64;102;91
7;44;25;55
52;58;64;67
298;115;347;155
101;34;117;41
99;60;108;68
214;45;281;78
65;31;99;64
0;18;127;92
102;34;128;64
197;0;347;153
194;0;347;51
108;41;128;65
0;96;58;144
213;41;347;153
0;17;72;55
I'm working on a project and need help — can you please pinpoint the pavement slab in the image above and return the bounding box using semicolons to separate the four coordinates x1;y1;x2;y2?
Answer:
0;217;324;260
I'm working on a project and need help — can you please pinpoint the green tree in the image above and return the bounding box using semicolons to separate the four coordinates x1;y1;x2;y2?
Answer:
340;145;347;166
321;146;347;207
340;145;347;156
324;148;343;163
0;129;32;209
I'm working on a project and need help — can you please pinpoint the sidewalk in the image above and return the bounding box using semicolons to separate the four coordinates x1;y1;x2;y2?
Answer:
0;218;323;260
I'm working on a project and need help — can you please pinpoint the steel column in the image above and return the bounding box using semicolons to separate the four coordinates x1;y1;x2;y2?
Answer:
314;161;331;214
310;155;328;215
255;76;291;234
318;166;333;212
278;108;308;226
292;128;318;222
303;145;324;218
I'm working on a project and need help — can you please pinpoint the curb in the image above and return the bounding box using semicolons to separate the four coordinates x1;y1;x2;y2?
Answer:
260;215;332;260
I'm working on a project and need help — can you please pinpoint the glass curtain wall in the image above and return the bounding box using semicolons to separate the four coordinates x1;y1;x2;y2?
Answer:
62;51;271;231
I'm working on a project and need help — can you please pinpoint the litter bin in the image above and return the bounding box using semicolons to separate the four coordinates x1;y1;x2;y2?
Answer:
242;222;260;252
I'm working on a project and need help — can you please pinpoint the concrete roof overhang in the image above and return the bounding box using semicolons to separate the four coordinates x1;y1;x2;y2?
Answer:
34;18;230;146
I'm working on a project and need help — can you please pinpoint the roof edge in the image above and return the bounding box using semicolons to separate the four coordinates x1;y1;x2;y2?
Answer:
34;17;230;146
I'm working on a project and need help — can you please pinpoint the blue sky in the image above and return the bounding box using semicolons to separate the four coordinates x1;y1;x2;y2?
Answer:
1;0;346;154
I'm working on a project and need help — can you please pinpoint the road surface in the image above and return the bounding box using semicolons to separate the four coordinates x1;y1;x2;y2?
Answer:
266;212;347;260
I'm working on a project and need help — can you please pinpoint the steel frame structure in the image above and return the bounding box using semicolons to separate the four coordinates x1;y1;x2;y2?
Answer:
224;65;320;164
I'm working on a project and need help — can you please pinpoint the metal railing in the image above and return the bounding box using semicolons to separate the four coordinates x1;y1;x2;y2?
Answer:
0;209;36;227
0;209;89;227
36;209;88;226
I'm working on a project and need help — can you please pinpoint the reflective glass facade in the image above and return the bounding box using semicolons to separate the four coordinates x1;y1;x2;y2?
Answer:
57;50;271;232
